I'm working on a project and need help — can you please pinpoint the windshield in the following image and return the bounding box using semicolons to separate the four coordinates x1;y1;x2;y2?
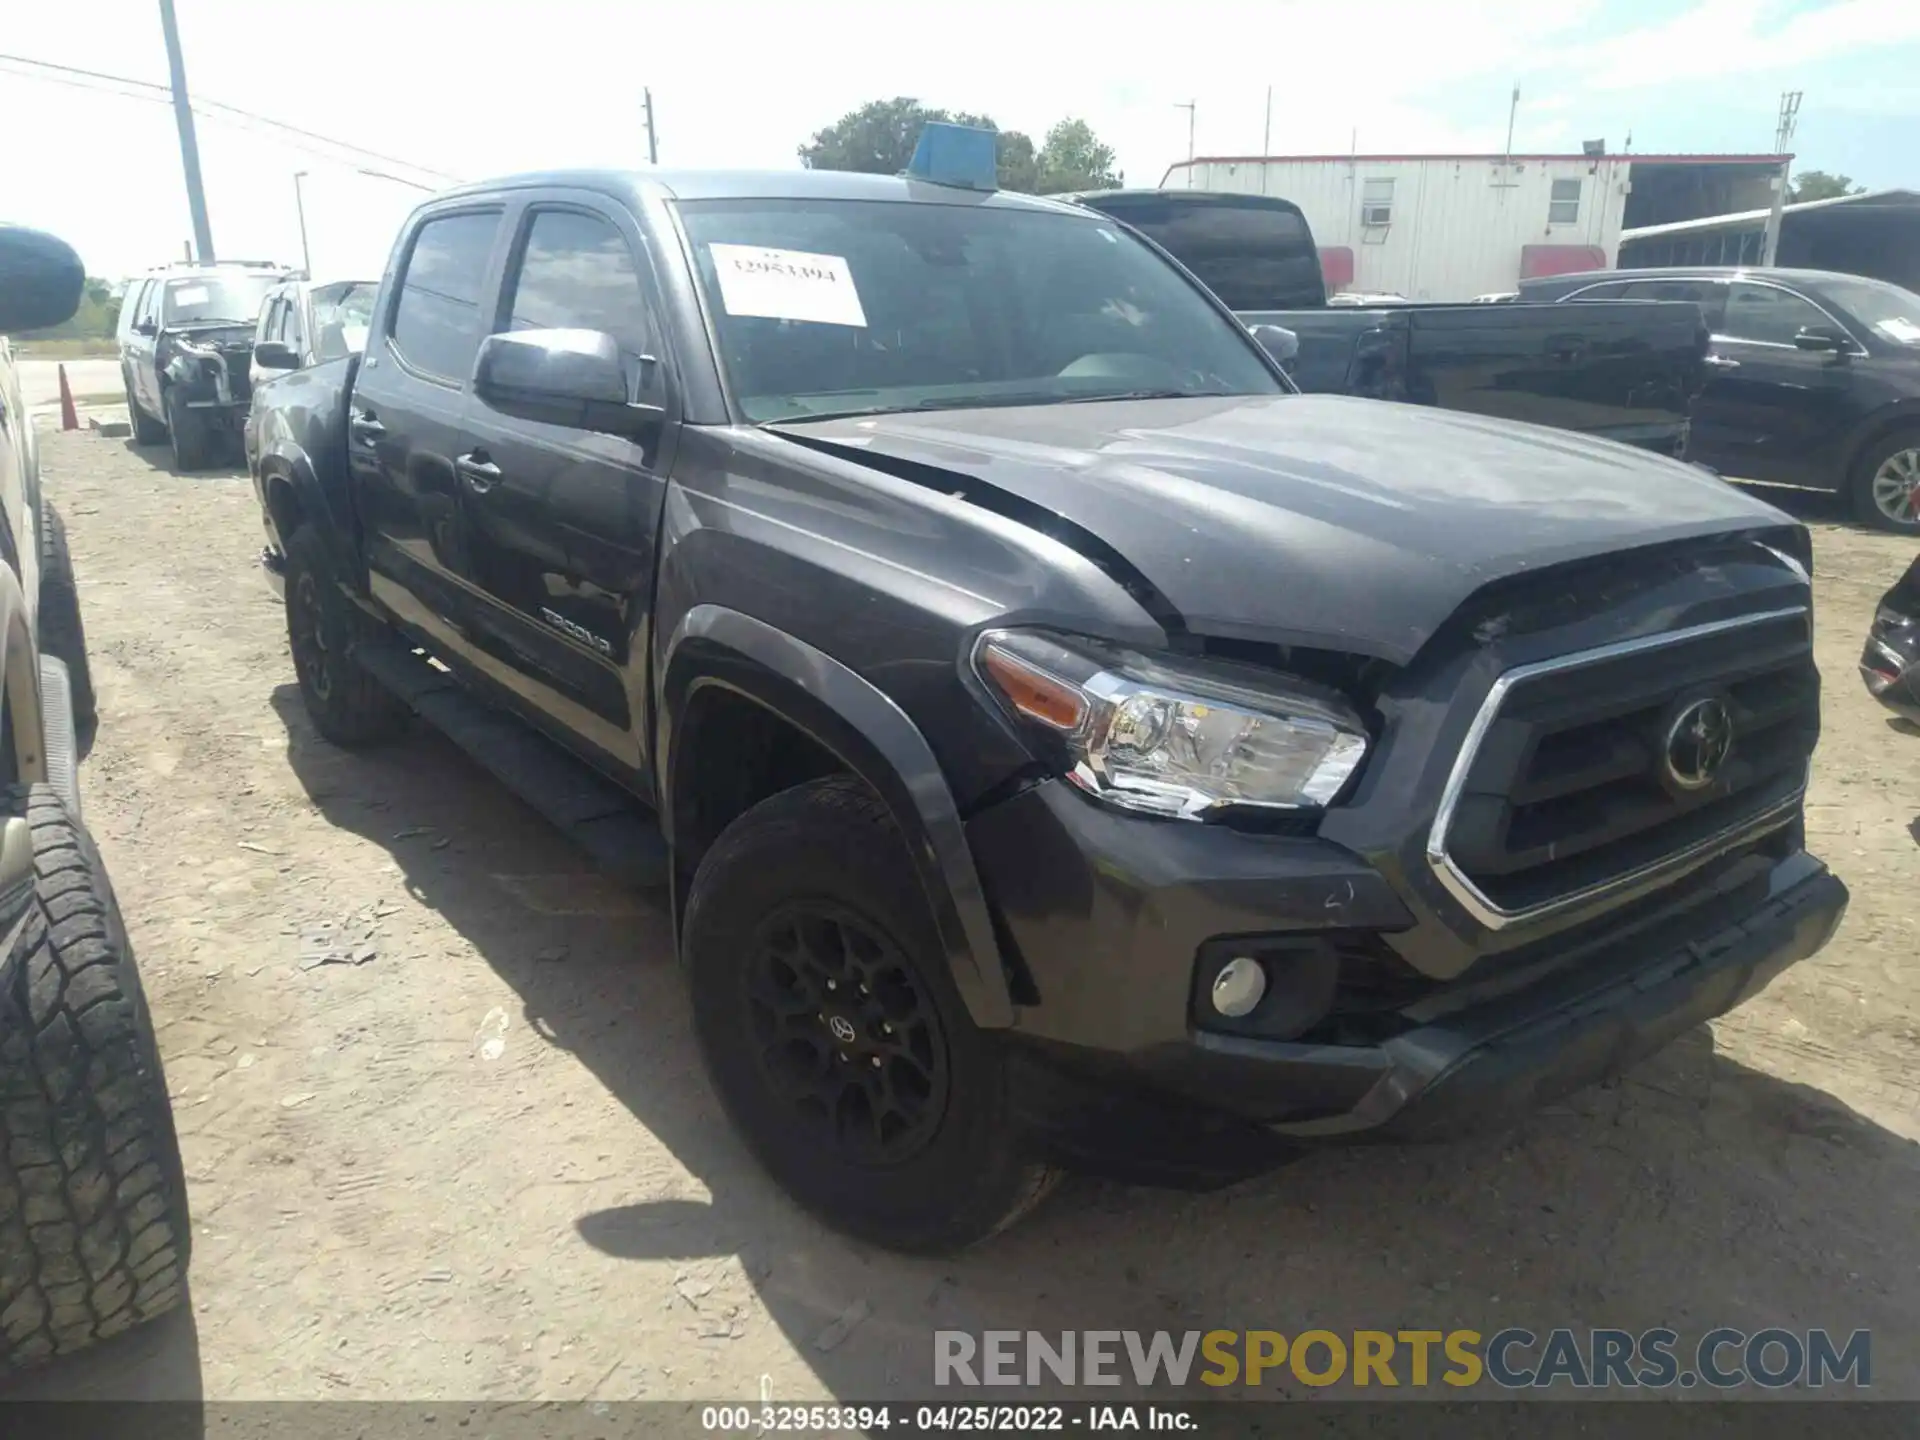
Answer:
1823;275;1920;347
311;281;377;360
677;198;1283;423
162;274;277;327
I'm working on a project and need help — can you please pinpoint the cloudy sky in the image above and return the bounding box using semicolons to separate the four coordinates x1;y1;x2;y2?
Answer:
4;0;1917;282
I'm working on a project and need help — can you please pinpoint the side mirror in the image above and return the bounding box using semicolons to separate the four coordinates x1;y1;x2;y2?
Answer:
1793;326;1845;354
1250;323;1300;369
0;226;85;332
134;318;158;337
473;328;661;438
253;340;300;370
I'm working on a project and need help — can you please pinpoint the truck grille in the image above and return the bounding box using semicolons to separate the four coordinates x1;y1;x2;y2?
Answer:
219;342;255;403
1431;607;1816;922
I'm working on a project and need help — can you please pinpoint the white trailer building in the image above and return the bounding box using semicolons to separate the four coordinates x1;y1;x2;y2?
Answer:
1163;152;1788;302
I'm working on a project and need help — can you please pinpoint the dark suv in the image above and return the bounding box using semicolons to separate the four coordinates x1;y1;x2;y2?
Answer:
118;260;292;471
1519;266;1920;532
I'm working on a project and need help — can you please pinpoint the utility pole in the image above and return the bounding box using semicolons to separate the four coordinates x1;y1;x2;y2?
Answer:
644;87;659;165
292;171;312;275
1261;87;1272;194
1761;89;1802;266
1504;83;1520;159
158;0;215;262
1175;100;1196;164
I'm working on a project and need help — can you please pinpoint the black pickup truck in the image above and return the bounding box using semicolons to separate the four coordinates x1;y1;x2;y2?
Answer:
248;157;1846;1253
1071;190;1706;457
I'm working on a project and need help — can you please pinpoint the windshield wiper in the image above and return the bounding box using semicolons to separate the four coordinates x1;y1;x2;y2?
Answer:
767;390;1237;426
1055;388;1233;404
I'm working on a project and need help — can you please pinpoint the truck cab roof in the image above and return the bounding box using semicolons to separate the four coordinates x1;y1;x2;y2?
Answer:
430;167;1095;214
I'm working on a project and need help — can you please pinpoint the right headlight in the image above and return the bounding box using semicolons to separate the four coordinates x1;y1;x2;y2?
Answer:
972;629;1370;821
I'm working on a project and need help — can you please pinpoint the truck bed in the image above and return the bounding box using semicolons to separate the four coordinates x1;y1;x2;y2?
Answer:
1242;299;1708;454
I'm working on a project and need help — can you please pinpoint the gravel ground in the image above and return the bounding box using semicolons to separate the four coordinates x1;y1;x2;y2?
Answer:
12;428;1919;1404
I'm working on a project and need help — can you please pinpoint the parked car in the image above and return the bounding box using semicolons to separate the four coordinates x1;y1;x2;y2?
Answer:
1069;190;1707;459
250;277;377;384
1518;266;1920;532
117;259;294;471
243;278;378;474
1860;550;1920;720
249;147;1844;1253
0;226;191;1374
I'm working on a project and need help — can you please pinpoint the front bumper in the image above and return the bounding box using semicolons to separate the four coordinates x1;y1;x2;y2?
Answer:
1860;625;1920;722
1313;851;1843;1140
972;780;1845;1169
181;396;249;430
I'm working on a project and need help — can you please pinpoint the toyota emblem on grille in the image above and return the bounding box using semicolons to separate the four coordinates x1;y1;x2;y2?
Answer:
827;1016;857;1044
1663;696;1734;791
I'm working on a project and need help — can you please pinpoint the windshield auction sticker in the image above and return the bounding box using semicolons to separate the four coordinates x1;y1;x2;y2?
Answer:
707;243;868;327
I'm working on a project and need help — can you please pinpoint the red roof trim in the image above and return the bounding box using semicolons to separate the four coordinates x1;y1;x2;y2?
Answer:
1168;153;1791;167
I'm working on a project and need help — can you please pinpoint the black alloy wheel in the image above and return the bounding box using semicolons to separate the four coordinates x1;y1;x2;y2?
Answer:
746;902;949;1165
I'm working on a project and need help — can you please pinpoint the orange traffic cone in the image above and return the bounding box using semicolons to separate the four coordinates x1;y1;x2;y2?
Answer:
57;364;78;432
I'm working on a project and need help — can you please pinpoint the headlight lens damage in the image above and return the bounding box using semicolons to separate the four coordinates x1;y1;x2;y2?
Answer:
973;629;1370;820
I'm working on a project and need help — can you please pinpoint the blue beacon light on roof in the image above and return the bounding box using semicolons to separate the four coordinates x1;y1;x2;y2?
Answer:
903;123;999;191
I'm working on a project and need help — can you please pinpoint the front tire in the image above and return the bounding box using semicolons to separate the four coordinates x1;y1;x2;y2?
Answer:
283;525;409;748
123;377;165;447
0;786;191;1376
164;392;210;474
38;502;97;747
1849;427;1920;534
684;776;1059;1253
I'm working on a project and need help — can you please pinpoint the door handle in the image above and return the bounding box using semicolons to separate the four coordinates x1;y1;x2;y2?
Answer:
349;412;386;444
1703;354;1741;369
456;451;501;493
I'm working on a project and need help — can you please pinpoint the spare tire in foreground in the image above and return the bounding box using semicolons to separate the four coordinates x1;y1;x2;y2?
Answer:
0;785;190;1377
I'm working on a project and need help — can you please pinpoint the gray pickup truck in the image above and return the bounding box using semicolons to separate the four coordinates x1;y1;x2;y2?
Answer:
1071;190;1706;458
246;145;1845;1253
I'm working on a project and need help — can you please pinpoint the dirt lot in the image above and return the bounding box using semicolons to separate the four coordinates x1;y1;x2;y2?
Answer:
16;429;1920;1403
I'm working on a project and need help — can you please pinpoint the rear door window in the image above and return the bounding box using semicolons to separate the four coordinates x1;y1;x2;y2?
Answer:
283;293;307;356
1565;281;1634;301
1619;278;1728;327
389;210;503;383
123;281;153;337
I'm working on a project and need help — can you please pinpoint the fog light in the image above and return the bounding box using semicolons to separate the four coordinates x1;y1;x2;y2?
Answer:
1210;956;1268;1018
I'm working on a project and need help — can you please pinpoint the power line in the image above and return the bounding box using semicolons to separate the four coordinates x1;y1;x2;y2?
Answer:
0;51;461;181
0;61;433;177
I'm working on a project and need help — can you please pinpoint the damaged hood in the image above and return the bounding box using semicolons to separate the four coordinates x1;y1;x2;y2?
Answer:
773;393;1793;664
163;322;256;353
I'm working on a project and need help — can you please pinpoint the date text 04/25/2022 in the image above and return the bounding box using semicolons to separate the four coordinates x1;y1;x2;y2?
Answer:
700;1404;1194;1431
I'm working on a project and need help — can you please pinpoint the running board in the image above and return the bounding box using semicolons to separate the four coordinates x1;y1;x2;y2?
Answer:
352;638;669;889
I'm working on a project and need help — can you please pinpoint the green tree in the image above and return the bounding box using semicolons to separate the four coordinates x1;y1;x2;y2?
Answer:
1789;170;1866;204
798;97;935;174
1035;118;1123;194
20;277;121;341
798;98;1039;188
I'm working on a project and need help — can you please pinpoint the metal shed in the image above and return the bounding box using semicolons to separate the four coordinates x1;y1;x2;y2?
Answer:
1618;189;1920;292
1162;153;1790;302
